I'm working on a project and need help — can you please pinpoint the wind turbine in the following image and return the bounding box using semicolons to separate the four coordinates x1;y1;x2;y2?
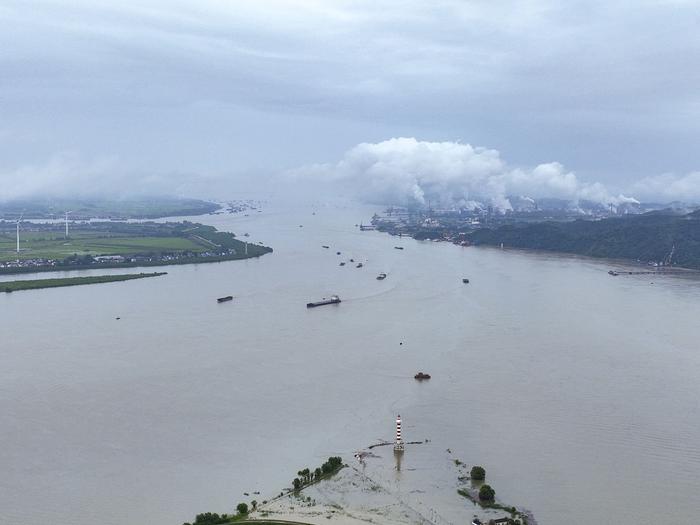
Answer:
64;211;72;238
15;212;23;254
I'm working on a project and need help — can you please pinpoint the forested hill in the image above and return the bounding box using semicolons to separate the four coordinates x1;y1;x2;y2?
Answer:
467;209;700;269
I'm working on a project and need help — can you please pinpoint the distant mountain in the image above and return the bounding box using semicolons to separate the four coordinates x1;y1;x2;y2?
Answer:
0;197;219;219
468;210;700;269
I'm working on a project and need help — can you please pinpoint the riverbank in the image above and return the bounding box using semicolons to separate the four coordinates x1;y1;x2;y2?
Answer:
0;220;273;275
2;272;167;292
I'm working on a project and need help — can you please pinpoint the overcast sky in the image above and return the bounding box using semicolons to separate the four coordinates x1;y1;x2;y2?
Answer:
1;0;699;202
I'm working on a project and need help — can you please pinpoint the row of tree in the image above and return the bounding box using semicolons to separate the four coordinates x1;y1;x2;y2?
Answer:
182;501;252;525
292;456;343;491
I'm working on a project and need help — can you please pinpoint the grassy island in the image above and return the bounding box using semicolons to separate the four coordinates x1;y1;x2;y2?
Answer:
2;272;167;293
0;221;272;274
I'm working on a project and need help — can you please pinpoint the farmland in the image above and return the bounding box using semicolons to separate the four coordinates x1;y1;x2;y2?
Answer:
0;221;272;273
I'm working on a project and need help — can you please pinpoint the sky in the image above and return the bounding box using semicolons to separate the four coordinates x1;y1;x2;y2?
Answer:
1;0;699;204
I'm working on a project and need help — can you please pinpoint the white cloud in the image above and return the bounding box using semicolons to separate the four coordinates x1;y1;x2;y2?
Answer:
293;137;638;210
632;172;700;203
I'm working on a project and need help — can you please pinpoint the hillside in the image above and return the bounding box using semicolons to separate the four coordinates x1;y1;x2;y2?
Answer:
468;210;700;268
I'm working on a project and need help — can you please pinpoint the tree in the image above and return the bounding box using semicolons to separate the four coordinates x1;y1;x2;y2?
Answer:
479;484;495;501
293;478;302;490
251;500;257;511
236;502;248;515
470;465;486;481
314;467;322;480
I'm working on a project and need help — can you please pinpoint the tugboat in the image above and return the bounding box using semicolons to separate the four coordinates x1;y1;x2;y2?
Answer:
376;273;387;280
414;372;431;380
306;295;341;308
217;296;233;303
462;278;470;284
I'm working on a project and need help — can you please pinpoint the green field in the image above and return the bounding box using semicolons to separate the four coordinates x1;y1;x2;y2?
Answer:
1;272;167;292
0;231;205;262
0;221;272;274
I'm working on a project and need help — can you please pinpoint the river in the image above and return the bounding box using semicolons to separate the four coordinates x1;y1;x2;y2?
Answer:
2;201;700;525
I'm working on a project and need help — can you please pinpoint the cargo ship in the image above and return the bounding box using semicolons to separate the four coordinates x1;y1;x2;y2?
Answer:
217;296;233;303
306;295;341;308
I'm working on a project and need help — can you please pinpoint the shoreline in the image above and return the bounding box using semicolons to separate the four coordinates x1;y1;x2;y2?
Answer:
374;226;700;275
0;250;272;276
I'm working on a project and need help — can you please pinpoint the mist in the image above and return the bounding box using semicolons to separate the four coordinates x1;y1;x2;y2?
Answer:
292;138;648;210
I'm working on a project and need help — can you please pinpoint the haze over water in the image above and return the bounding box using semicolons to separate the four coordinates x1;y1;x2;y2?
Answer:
2;202;700;525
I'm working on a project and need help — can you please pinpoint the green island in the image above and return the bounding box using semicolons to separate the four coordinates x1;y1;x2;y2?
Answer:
454;462;533;525
2;272;167;293
0;197;219;220
0;221;272;274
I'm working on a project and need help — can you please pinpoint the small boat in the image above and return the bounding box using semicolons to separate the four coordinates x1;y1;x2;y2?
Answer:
356;263;363;268
349;258;354;262
307;295;341;308
217;296;233;303
322;245;329;249
608;270;619;276
243;233;250;237
339;262;346;266
336;251;341;255
414;372;431;380
376;273;387;280
462;278;469;284
394;246;404;250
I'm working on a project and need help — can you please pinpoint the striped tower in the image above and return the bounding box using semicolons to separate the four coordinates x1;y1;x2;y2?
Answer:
394;414;404;451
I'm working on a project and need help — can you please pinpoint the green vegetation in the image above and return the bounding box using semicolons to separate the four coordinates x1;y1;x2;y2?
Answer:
181;458;343;525
468;209;700;269
2;272;166;293
0;197;219;219
470;465;486;480
0;220;272;273
479;484;495;501
292;457;344;492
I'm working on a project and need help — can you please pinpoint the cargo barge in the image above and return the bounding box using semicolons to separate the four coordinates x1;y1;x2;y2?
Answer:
306;295;341;308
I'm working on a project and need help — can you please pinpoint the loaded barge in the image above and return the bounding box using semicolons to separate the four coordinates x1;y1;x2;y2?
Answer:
306;295;341;308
